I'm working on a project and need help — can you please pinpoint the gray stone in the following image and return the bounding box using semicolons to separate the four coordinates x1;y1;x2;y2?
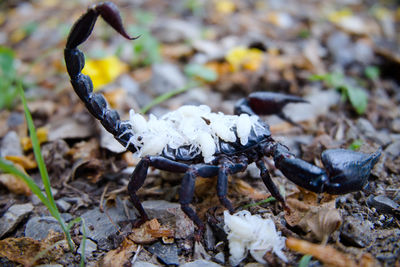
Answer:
0;131;23;157
204;224;216;251
77;238;97;258
132;261;160;267
385;141;400;158
283;89;340;123
367;195;399;215
150;63;186;95
35;265;63;267
154;19;201;43
340;216;374;248
356;118;377;139
180;260;222;267
0;203;33;238
194;241;211;260
25;216;63;240
48;116;94;141
81;197;136;250
142;200;195;239
99;124;126;153
213;252;225;265
148;242;179;266
56;199;71;212
391;118;400;133
327;32;354;65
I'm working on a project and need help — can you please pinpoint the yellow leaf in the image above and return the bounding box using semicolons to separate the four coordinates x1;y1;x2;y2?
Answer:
4;155;37;170
373;7;392;20
21;127;48;151
215;0;236;14
327;8;352;23
225;46;264;72
10;28;26;44
82;56;127;90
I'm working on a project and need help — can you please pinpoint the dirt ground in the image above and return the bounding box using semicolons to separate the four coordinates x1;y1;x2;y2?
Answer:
0;0;399;266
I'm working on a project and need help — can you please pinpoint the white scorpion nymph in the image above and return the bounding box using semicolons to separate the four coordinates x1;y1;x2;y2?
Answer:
125;105;262;162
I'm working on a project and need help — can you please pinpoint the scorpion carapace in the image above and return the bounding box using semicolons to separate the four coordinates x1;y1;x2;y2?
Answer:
65;2;381;234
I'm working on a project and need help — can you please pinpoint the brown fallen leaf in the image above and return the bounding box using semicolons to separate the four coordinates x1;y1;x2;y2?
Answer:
4;155;37;170
0;230;66;266
0;163;31;196
67;138;100;162
129;219;174;244
233;179;270;200
103;88;126;109
71;158;105;183
100;237;139;267
285;190;341;242
298;204;342;243
286;237;379;267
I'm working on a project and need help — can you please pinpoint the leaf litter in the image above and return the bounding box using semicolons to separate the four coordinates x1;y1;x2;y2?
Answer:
0;0;399;266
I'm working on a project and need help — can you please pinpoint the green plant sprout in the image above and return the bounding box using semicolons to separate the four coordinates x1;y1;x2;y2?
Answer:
309;72;368;115
0;83;87;266
0;46;19;109
348;139;363;151
298;254;312;267
241;196;276;209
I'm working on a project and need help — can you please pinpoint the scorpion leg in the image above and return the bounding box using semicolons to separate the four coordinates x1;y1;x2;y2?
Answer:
217;166;234;213
256;159;286;206
128;156;189;227
216;157;249;213
128;158;150;227
179;164;219;235
271;143;381;194
234;91;308;127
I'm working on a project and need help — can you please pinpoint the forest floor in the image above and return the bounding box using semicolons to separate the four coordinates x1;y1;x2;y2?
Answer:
0;0;399;266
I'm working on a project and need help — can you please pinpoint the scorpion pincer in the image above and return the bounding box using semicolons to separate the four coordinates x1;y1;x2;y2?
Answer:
64;2;381;235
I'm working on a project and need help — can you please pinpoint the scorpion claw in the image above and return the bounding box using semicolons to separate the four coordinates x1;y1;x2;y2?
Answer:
273;144;381;194
321;148;381;194
234;92;308;126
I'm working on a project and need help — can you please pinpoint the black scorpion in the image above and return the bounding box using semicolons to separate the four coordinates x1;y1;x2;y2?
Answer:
64;2;381;234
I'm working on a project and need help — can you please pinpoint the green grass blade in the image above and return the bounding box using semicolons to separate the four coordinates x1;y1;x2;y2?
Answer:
17;82;75;250
17;82;56;207
298;254;312;267
67;217;87;266
140;82;198;114
241;196;276;209
0;159;53;212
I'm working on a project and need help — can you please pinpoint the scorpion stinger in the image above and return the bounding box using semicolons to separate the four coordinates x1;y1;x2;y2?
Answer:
64;2;138;151
65;2;381;237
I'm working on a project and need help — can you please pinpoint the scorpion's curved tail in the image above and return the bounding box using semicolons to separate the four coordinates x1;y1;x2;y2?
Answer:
64;2;138;151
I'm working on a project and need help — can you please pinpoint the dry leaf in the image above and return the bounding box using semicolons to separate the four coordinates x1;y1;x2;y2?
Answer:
67;139;100;162
298;204;342;243
0;230;66;266
215;0;236;14
103;89;126;109
234;179;270;200
82;56;127;90
100;237;138;267
129;219;174;244
285;190;341;242
286;237;379;267
0;164;31;196
226;47;264;72
4;155;37;170
21;127;48;151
